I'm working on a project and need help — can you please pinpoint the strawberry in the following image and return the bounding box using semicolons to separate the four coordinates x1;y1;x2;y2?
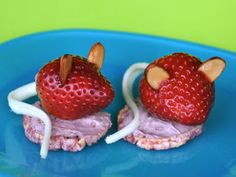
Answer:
140;53;225;125
36;43;114;120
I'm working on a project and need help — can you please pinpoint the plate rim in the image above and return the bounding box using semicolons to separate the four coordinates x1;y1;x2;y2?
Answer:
0;29;235;58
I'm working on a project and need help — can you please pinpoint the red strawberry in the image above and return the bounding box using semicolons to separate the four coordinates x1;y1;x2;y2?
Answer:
36;43;114;120
140;53;225;125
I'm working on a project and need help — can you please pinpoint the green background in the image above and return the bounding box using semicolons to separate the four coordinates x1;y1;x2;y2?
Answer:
1;0;235;52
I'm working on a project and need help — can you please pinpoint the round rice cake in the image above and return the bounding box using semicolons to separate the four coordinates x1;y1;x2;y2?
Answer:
23;101;112;151
118;100;203;150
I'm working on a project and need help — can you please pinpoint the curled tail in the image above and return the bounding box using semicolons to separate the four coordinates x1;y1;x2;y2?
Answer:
105;63;148;144
7;82;52;159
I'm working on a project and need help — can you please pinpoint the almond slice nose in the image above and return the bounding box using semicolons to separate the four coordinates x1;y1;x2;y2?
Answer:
198;57;226;82
59;54;73;85
147;66;169;89
87;42;104;69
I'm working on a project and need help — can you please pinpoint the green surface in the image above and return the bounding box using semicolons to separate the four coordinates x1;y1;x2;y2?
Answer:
1;0;235;51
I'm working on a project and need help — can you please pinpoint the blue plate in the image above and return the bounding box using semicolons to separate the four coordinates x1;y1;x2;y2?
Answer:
0;30;236;177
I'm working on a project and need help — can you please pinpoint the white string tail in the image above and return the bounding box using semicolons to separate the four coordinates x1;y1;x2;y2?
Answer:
7;82;52;159
105;63;148;144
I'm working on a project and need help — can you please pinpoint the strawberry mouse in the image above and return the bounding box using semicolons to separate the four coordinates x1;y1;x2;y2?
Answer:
106;53;225;150
8;42;114;158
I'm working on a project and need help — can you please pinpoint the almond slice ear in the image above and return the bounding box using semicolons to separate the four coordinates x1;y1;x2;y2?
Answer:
198;57;226;82
59;54;73;85
146;66;169;89
87;42;104;69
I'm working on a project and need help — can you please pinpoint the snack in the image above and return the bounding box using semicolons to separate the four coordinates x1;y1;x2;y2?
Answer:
106;53;225;149
117;99;202;150
23;102;111;151
8;42;114;158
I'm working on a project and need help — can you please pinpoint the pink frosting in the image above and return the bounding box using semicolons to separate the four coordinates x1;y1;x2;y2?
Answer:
119;100;202;139
25;102;111;146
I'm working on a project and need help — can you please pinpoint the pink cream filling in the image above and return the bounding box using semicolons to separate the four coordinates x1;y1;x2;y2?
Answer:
27;102;111;143
119;100;203;138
